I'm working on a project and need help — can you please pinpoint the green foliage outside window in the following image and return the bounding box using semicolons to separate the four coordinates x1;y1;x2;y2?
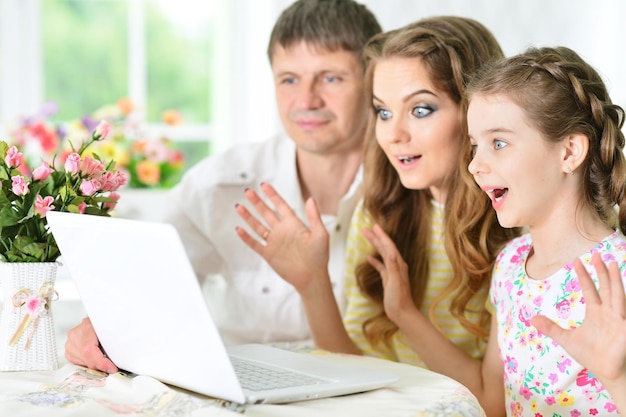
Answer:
42;0;128;121
40;0;213;170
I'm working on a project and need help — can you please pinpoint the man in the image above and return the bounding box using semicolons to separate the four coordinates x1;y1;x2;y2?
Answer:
65;0;381;372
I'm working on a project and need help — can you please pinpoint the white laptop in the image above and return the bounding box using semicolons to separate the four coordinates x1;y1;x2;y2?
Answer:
46;211;398;405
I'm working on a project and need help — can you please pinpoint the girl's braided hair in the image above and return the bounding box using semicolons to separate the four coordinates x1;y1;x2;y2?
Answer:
465;46;626;234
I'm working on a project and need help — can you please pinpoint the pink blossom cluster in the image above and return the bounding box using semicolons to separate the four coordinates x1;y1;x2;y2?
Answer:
4;120;127;218
64;153;127;196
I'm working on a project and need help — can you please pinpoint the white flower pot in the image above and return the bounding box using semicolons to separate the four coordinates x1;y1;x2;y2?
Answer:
0;262;59;371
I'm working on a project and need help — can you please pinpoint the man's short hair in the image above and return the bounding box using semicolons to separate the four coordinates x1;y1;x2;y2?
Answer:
267;0;382;64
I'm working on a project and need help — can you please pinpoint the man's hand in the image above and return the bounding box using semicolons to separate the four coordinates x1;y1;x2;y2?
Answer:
65;317;118;374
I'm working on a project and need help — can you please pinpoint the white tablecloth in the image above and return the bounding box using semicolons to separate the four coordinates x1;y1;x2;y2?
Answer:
0;349;484;417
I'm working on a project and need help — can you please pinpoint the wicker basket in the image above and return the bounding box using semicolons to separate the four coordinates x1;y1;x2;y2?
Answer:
0;262;59;371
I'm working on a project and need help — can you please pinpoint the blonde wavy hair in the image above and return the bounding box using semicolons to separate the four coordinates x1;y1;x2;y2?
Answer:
357;16;521;348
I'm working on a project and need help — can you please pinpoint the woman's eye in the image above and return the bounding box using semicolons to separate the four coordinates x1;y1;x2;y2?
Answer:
411;106;433;118
494;140;507;150
376;108;392;121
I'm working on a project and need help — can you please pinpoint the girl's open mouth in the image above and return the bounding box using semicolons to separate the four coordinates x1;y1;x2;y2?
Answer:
490;188;508;202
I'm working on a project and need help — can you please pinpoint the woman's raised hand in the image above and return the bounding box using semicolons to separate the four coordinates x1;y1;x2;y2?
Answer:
362;224;419;324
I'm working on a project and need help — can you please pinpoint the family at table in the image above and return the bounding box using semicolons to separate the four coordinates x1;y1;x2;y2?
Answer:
63;1;626;416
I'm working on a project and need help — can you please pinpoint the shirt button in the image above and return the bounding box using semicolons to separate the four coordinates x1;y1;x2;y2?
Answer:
335;224;341;232
262;286;270;294
240;172;247;179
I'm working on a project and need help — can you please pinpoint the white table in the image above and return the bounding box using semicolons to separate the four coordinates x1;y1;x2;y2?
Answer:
0;347;484;417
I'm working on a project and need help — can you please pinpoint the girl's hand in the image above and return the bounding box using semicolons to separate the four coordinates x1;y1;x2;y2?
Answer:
235;182;330;294
362;224;419;324
531;253;626;394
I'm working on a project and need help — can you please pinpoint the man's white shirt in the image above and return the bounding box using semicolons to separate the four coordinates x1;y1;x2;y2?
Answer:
161;134;362;344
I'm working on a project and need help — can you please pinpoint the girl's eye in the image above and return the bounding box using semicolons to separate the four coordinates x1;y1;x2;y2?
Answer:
494;140;507;150
411;105;434;118
375;107;392;121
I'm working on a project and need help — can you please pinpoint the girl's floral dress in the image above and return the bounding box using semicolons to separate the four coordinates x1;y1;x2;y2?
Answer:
490;232;626;417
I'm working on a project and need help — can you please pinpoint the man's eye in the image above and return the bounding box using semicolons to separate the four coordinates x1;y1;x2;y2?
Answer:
412;106;433;118
281;77;296;85
494;140;507;150
375;108;392;121
325;75;338;83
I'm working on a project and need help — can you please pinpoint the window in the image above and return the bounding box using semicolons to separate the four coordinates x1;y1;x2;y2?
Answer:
2;0;217;172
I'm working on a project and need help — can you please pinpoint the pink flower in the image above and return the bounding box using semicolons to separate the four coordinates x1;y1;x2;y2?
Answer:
169;150;184;167
80;155;105;178
5;146;23;167
604;403;617;412
32;161;54;181
549;373;558;384
11;175;29;195
505;355;518;373
113;171;128;189
77;202;87;214
519;386;532;400
557;357;572;373
103;192;120;211
94;120;113;140
24;294;46;316
64;152;81;173
100;171;120;191
35;195;55;217
28;121;59;153
79;179;101;196
143;140;169;163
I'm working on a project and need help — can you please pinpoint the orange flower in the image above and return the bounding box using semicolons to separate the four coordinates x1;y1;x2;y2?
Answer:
161;109;183;126
117;97;134;116
135;160;161;186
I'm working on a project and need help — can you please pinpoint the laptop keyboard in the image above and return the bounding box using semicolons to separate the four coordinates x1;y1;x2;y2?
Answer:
230;356;330;392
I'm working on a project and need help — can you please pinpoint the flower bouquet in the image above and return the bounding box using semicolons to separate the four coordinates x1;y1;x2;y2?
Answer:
0;121;127;263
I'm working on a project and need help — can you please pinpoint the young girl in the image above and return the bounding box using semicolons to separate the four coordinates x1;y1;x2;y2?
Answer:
463;46;626;416
467;46;626;416
235;16;517;366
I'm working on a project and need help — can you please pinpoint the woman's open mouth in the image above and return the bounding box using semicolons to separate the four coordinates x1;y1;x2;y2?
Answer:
397;155;422;164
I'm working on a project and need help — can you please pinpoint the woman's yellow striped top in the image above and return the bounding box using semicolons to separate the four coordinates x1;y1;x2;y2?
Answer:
342;199;488;367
